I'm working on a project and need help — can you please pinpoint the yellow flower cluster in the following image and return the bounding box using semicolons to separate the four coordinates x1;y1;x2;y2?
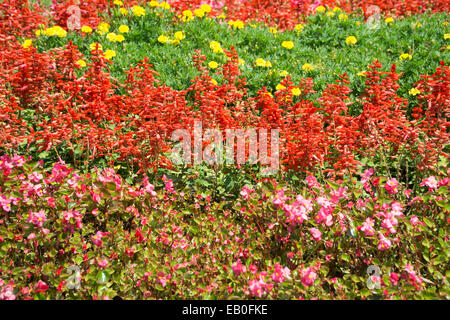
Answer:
444;33;450;40
409;88;420;96
182;10;194;22
228;20;245;29
76;59;87;67
149;1;159;7
255;58;272;68
399;53;412;60
345;35;357;45
131;5;146;17
160;2;171;10
339;13;348;22
210;41;223;53
97;22;110;35
302;63;314;72
291;87;302;96
208;61;218;69
385;17;394;24
113;0;123;5
22;39;32;49
81;26;93;33
120;8;128;15
269;27;277;34
158;31;185;45
316;6;326;14
118;25;129;33
42;26;67;37
276;83;286;91
107;32;125;43
90;42;103;51
102;49;116;60
281;41;294;50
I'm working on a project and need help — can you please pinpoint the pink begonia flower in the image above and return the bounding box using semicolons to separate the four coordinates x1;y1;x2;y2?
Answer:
420;176;438;190
404;189;412;198
27;233;36;240
141;177;157;196
0;283;16;300
410;215;420;227
271;264;291;283
248;278;266;298
249;264;258;274
231;259;246;276
62;209;83;230
156;272;168;287
98;259;108;268
300;266;317;287
385;178;399;194
305;175;320;189
92;231;110;247
404;264;423;289
240;186;254;200
310;228;322;241
27;210;47;228
378;233;392;250
28;172;43;183
273;189;288;206
35;280;49;293
162;175;175;194
0;194;12;212
390;272;399;285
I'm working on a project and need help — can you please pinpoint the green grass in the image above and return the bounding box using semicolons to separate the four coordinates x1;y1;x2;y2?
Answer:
34;6;450;103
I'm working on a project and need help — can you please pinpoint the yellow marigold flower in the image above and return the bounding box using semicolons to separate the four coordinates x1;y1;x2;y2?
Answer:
357;71;366;77
22;39;32;49
238;58;245;66
294;23;304;31
35;29;41;36
118;25;129;33
131;5;146;17
416;22;423;28
316;6;326;13
208;61;218;69
160;2;170;9
302;63;314;72
444;33;450;40
345;35;357;45
113;0;123;5
281;41;294;49
168;39;180;45
210;79;217;85
264;60;272;68
209;41;223;53
291;87;302;96
149;1;159;7
332;7;341;13
327;11;335;17
264;92;273;98
276;83;286;91
385;17;394;24
106;32;118;42
339;13;348;22
119;8;128;15
194;8;205;18
399;53;412;60
174;31;185;41
229;20;244;29
115;34;125;42
218;14;226;19
355;21;361;26
97;22;110;34
409;88;420;96
279;70;289;77
158;35;169;43
76;59;86;67
103;49;116;60
90;42;103;51
447;45;450;50
255;58;266;67
81;26;93;33
443;21;448;26
269;27;277;34
182;10;194;22
200;4;212;13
